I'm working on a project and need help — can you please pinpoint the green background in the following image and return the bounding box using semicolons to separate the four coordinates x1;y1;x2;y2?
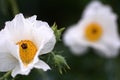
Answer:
0;0;120;80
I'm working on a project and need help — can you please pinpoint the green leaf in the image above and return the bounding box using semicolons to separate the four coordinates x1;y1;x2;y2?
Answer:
52;23;65;42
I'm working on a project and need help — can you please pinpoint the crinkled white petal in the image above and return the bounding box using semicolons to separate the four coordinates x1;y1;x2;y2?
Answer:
0;52;17;72
11;50;39;77
34;60;50;71
11;64;20;77
32;21;56;55
11;56;38;77
11;64;31;77
27;15;37;23
0;40;17;72
4;13;35;43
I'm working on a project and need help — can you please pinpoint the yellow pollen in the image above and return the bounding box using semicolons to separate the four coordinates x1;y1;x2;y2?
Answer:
16;40;37;66
84;23;103;42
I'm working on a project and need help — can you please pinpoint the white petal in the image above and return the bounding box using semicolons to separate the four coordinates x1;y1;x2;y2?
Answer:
89;42;119;58
0;39;8;53
63;25;87;54
0;40;17;72
82;1;116;19
27;15;37;23
82;1;102;18
32;21;56;55
11;64;20;77
101;38;120;57
70;44;87;55
6;41;19;59
9;13;25;30
4;13;34;43
39;35;56;55
82;1;117;21
34;60;50;71
0;52;17;72
11;64;31;77
64;25;80;47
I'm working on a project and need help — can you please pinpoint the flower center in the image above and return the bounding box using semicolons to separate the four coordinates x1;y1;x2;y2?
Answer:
17;40;37;66
84;23;103;42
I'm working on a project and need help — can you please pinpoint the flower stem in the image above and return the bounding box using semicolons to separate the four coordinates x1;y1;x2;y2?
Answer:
0;71;11;80
105;59;116;80
7;0;19;16
51;51;55;57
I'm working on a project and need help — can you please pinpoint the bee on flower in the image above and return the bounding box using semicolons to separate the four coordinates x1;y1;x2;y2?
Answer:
0;14;56;77
63;1;120;57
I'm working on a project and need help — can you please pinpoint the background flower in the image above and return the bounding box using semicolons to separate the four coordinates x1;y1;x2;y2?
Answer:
64;1;120;57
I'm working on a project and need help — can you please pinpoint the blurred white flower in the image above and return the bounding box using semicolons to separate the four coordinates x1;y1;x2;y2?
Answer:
64;1;120;57
0;13;56;77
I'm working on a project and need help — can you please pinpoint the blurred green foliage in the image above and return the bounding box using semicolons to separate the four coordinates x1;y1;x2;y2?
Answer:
0;0;120;80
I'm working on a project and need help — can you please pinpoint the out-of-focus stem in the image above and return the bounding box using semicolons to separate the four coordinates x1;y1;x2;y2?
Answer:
0;71;11;80
105;59;116;80
8;0;19;16
37;70;49;80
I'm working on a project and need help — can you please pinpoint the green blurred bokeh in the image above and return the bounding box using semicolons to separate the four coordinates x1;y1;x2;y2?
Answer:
0;0;120;80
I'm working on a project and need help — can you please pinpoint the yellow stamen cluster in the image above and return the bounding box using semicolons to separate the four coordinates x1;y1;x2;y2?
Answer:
17;40;37;66
85;23;103;42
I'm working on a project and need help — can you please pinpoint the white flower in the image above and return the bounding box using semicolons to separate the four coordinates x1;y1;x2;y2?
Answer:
0;13;56;77
63;1;120;57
